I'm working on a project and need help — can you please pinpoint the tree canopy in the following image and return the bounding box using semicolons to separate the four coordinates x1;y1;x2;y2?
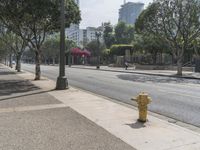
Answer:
86;40;106;57
115;22;134;44
0;0;81;79
103;22;115;48
133;34;170;64
110;44;134;56
135;0;200;75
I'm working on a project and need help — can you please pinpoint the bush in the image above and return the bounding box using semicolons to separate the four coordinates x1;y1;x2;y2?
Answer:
110;44;133;56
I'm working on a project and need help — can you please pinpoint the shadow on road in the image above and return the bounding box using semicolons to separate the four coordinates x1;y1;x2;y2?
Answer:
117;74;200;84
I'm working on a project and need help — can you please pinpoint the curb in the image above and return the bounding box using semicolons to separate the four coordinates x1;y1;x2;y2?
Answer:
70;66;200;80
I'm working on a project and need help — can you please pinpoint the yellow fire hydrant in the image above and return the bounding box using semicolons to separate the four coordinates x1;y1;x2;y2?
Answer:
132;92;152;122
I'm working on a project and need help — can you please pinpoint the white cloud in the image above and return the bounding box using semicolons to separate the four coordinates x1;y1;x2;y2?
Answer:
79;0;153;28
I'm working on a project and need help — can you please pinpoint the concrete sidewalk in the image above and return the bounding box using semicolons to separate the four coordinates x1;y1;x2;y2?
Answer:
1;64;200;150
0;65;136;150
70;65;200;80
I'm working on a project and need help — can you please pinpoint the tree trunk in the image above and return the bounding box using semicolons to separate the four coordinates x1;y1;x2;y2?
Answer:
152;54;157;65
48;58;50;65
53;58;55;65
15;62;17;70
16;54;22;72
195;56;200;73
35;50;41;80
177;58;183;76
9;54;13;68
160;52;163;64
68;54;71;67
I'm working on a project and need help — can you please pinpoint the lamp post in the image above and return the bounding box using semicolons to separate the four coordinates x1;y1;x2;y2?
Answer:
56;0;68;90
95;31;101;69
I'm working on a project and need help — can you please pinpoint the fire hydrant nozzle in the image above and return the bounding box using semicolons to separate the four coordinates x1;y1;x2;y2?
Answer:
131;92;152;122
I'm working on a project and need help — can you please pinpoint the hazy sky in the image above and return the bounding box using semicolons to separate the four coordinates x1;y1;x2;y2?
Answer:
79;0;153;28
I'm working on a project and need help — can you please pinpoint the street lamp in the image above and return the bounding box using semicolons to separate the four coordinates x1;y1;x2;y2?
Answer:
56;0;68;90
95;31;101;69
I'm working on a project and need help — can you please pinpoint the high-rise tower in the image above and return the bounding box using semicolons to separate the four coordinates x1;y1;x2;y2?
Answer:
119;2;144;25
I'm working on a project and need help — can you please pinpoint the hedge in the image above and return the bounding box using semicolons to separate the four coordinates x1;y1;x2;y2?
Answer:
110;44;134;56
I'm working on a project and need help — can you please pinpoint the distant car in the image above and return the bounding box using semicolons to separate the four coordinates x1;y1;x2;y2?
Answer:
12;61;16;65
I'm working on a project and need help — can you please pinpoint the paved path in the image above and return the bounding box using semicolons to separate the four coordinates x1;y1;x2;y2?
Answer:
0;65;136;150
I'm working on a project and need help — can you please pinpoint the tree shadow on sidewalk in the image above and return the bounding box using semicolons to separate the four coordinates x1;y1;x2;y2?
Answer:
0;71;16;75
0;80;40;96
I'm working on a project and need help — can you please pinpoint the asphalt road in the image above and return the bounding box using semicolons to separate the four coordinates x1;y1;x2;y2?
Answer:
22;64;200;127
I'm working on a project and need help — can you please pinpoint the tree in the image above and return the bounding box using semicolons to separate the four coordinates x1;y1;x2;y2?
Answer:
192;39;200;57
135;0;200;75
65;39;77;67
10;34;26;72
133;34;169;64
0;0;81;80
110;44;134;56
42;36;60;65
115;22;134;44
103;22;115;48
22;49;35;64
0;23;12;66
66;39;77;53
42;35;77;66
0;28;9;65
0;25;27;71
86;40;106;57
0;36;10;63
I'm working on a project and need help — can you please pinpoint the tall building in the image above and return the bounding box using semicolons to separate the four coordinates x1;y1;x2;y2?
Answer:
119;2;144;25
79;27;104;47
66;0;104;48
66;0;80;46
66;25;79;46
67;26;104;48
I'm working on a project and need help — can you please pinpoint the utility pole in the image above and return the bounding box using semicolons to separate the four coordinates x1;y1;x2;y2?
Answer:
56;0;68;90
95;31;101;69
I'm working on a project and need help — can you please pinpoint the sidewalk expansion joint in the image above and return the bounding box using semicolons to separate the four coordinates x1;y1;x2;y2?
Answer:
163;141;200;150
0;104;67;114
